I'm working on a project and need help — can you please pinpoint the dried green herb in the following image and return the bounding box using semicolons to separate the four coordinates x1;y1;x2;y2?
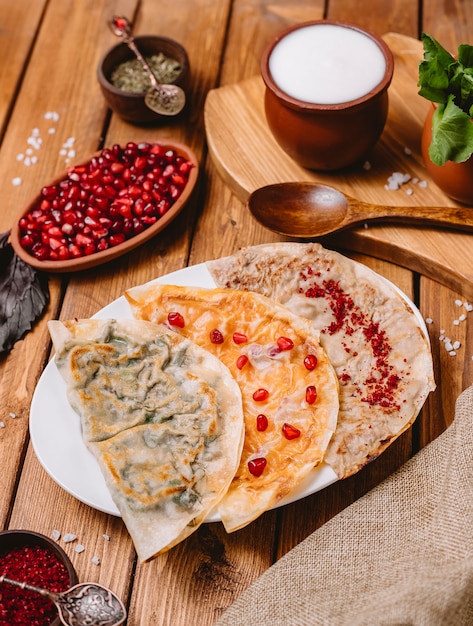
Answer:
0;231;49;357
111;53;182;93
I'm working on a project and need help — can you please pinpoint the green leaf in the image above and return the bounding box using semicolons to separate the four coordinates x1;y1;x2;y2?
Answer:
428;95;473;165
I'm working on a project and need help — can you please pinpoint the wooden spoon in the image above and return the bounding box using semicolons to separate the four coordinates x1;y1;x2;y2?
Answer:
247;182;473;238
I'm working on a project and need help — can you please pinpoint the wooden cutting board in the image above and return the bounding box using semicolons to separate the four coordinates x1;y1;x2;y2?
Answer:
204;33;473;299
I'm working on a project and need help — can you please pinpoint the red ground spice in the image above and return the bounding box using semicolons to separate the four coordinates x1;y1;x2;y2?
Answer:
300;267;402;411
0;544;70;626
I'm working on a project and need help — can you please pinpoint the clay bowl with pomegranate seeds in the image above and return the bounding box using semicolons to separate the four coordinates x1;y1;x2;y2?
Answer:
10;140;199;273
0;529;78;626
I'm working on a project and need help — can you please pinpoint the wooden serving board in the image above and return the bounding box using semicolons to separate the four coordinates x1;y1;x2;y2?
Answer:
204;33;473;299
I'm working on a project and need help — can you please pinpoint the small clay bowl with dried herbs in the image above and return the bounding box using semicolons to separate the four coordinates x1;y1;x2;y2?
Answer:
97;35;190;124
0;529;78;626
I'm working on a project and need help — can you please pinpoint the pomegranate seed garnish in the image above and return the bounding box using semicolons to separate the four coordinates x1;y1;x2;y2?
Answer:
236;354;249;369
253;388;269;402
168;312;185;328
304;354;318;370
256;414;268;432
277;337;294;351
233;332;248;344
210;329;224;344
248;457;267;477
282;423;301;440
17;141;194;262
306;385;317;404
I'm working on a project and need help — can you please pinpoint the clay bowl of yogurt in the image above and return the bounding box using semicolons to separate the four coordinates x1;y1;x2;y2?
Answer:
261;20;394;171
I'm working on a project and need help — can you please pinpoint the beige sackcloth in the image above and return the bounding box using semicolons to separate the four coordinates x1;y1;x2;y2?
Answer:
216;385;473;626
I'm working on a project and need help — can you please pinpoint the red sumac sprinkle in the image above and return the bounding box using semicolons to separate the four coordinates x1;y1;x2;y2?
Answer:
0;544;70;626
256;414;269;431
236;354;249;370
168;311;185;328
306;385;317;404
248;457;267;477
233;332;248;344
210;328;224;344
304;354;318;370
253;388;269;402
282;423;301;440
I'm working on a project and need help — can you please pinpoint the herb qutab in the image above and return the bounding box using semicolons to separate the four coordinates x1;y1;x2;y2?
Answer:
418;33;473;166
111;53;182;93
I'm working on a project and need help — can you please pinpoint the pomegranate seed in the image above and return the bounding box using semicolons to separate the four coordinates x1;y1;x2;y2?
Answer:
236;355;249;370
168;312;185;328
17;141;194;262
282;423;301;440
210;329;224;344
304;354;318;370
248;457;267;477
233;332;248;344
256;414;268;432
306;385;317;404
277;337;294;351
253;388;269;402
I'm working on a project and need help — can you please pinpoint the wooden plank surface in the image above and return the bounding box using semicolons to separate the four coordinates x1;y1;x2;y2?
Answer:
1;1;473;625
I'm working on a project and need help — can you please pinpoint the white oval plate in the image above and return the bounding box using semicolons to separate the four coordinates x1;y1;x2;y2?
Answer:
29;262;426;520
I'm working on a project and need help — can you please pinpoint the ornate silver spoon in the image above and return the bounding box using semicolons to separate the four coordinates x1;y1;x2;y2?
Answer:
109;15;186;116
0;575;126;626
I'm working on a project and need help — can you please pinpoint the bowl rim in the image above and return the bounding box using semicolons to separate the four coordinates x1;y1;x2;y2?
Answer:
97;34;190;97
10;140;199;273
0;529;78;582
261;19;394;112
0;529;78;626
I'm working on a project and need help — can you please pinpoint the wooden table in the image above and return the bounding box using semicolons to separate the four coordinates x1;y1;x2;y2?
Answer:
1;1;472;624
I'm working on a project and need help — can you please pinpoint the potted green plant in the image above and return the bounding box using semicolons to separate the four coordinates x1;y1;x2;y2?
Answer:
418;32;473;204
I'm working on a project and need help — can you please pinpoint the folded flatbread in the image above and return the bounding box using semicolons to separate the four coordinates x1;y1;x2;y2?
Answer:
206;242;436;479
48;318;245;561
125;284;339;532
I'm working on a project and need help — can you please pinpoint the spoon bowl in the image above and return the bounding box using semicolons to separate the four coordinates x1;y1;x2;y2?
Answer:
248;182;473;238
0;576;126;626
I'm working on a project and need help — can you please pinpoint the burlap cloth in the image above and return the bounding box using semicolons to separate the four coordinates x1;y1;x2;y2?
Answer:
216;385;473;626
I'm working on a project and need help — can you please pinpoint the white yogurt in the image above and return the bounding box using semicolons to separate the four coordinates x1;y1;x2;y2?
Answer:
269;24;387;105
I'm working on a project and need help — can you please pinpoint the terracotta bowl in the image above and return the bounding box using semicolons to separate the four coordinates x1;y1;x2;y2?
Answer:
97;35;190;124
0;529;78;626
10;140;199;273
421;103;473;204
261;20;394;171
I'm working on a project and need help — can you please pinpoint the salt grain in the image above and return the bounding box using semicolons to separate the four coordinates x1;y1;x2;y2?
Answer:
91;556;101;565
12;177;22;186
0;422;5;428
403;146;412;155
75;545;85;553
425;317;433;324
449;351;457;356
455;299;463;306
9;412;16;418
52;530;61;541
363;160;372;171
453;341;461;350
103;534;110;541
63;533;77;543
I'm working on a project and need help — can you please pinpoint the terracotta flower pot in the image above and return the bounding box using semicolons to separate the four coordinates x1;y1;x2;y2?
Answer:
421;103;473;204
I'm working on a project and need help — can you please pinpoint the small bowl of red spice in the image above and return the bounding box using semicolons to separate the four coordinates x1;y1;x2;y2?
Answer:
0;529;78;626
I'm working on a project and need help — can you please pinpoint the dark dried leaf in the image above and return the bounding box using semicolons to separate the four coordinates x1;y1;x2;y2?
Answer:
0;231;49;357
